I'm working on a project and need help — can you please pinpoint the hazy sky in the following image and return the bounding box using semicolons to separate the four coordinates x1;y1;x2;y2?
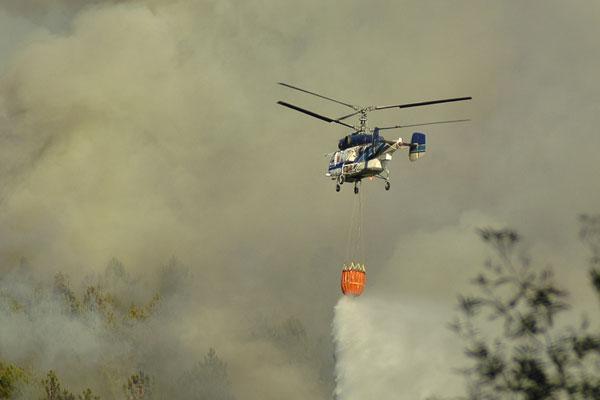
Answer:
0;1;599;399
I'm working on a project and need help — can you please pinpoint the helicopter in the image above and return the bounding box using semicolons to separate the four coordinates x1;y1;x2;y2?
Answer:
277;82;471;193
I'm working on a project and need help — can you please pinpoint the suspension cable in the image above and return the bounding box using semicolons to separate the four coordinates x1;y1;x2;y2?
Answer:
344;187;366;265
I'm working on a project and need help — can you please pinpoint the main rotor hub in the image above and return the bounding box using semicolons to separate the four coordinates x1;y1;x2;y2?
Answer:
358;109;369;133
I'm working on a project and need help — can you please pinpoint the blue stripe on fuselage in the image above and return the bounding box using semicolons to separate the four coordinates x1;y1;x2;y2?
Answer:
328;162;344;171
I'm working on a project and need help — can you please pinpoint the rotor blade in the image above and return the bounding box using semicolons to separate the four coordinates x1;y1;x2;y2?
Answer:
278;82;358;110
335;110;362;121
375;96;472;111
277;101;356;129
378;118;471;130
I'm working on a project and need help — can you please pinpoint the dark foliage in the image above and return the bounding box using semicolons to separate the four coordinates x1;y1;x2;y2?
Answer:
179;348;236;400
450;222;600;400
40;370;99;400
0;361;27;399
123;371;152;400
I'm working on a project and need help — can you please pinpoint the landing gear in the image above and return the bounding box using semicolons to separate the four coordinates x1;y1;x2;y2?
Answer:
385;181;391;191
337;175;345;185
336;184;341;192
354;181;360;194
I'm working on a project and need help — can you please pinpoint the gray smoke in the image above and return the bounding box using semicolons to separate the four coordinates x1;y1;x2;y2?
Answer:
1;1;599;399
333;295;463;400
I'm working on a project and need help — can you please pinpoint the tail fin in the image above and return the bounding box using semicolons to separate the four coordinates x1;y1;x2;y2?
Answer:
409;132;426;161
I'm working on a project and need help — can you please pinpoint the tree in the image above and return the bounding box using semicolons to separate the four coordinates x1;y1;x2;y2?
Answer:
123;371;152;400
180;348;236;400
41;370;75;400
78;388;100;400
41;370;99;400
450;222;600;400
0;361;27;399
53;273;81;315
579;214;600;297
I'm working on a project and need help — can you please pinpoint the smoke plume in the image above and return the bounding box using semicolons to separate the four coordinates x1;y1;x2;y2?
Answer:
1;1;599;399
333;295;464;400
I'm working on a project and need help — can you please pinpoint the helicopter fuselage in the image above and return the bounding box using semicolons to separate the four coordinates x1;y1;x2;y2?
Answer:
326;144;392;182
325;132;409;188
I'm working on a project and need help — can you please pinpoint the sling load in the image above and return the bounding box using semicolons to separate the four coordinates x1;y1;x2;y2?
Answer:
341;189;366;296
341;262;366;296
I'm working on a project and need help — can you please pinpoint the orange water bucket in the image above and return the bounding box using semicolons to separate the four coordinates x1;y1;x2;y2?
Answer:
341;263;366;296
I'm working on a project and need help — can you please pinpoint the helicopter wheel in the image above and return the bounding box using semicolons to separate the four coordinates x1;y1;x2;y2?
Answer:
336;184;341;192
385;181;391;191
354;185;359;194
